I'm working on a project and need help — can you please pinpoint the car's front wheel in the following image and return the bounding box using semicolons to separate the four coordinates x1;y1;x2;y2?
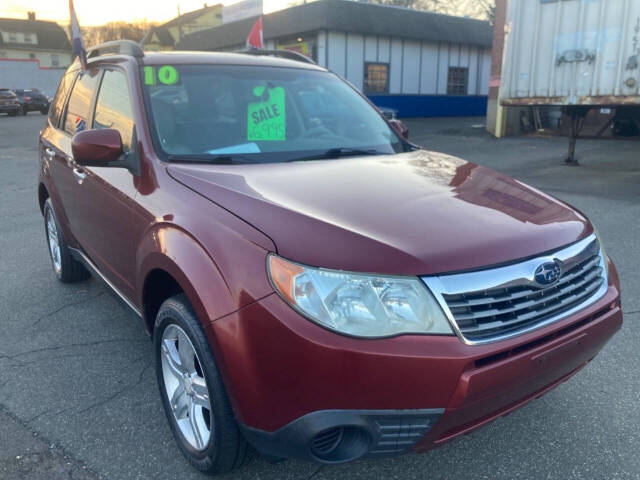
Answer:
154;294;248;474
43;198;90;283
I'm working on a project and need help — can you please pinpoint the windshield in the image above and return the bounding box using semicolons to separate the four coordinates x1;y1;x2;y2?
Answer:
141;64;405;163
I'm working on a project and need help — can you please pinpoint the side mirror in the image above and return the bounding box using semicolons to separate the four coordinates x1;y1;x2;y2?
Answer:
72;129;123;167
389;119;409;139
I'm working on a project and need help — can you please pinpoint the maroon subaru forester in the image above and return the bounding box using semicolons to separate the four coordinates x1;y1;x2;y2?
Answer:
38;41;622;475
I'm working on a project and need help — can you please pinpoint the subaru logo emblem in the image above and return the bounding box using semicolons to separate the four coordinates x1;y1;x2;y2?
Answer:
534;261;562;287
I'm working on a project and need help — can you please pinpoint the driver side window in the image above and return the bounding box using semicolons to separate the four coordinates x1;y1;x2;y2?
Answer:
93;69;135;151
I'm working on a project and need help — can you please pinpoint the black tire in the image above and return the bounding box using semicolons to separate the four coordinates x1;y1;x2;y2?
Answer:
21;107;27;116
43;198;91;283
40;109;48;115
154;294;248;475
7;110;17;117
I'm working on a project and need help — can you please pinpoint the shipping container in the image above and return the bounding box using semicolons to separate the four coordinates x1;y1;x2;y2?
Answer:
501;0;640;106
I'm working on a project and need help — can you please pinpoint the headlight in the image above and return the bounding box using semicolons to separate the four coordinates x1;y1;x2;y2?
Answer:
267;255;453;338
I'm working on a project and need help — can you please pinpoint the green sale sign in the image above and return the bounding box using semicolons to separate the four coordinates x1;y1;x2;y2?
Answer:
247;86;286;141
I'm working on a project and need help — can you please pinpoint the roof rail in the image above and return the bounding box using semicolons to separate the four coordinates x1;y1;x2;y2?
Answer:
240;49;316;65
87;40;144;59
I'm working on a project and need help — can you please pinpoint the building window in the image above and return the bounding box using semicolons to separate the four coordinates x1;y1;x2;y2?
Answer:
277;35;317;63
51;54;59;67
447;67;469;95
24;33;32;43
364;63;389;94
29;53;36;59
9;32;17;43
0;51;6;58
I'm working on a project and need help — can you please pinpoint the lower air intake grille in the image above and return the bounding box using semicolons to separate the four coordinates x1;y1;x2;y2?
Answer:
311;427;343;455
369;418;435;455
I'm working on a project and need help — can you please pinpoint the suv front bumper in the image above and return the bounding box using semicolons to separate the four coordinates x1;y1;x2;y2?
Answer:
210;263;622;463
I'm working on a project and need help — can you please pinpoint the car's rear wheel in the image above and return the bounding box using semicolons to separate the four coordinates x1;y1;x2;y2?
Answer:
43;198;90;283
21;107;27;115
154;294;248;474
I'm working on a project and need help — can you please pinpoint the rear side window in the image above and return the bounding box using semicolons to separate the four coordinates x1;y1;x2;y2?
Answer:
93;69;135;151
63;69;100;136
49;72;76;127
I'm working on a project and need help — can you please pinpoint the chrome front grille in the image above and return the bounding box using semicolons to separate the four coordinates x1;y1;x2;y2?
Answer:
423;234;607;345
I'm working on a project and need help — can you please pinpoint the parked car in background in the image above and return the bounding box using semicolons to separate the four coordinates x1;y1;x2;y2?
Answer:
0;88;21;116
14;88;50;115
38;41;622;475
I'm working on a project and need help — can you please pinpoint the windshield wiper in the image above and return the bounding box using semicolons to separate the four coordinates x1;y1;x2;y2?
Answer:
289;148;387;162
166;154;250;164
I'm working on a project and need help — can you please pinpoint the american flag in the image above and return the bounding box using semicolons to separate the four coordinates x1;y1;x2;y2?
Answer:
69;0;87;71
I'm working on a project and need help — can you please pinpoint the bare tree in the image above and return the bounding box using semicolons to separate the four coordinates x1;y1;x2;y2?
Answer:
475;0;496;24
68;20;158;48
284;0;495;20
365;0;495;21
367;0;428;9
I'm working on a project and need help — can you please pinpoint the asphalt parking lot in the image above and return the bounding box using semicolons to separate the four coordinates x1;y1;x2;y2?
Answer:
0;113;638;480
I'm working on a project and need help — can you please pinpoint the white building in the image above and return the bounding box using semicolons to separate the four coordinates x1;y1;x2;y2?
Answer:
0;14;72;68
178;0;493;117
0;14;72;95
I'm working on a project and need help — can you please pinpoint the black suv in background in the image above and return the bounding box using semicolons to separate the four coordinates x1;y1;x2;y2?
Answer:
0;88;21;116
14;88;50;115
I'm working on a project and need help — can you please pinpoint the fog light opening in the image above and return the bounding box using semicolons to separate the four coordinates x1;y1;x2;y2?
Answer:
310;426;370;463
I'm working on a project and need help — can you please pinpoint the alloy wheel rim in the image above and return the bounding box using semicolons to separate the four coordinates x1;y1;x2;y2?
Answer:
46;209;62;273
161;324;212;451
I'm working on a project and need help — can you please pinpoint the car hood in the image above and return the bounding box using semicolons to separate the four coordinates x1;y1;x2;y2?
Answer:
167;150;592;276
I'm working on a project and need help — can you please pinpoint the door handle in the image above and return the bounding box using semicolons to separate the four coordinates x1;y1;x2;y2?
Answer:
44;147;55;159
72;167;86;184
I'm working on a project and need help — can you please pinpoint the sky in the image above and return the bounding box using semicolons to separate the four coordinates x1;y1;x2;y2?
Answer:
0;0;289;26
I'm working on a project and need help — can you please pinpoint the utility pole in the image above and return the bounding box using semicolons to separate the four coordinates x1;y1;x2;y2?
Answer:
486;0;507;137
